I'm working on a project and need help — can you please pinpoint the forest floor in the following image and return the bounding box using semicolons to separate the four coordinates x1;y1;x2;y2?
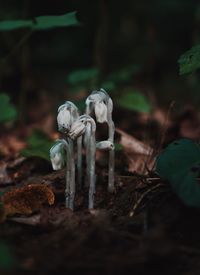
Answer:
1;106;200;275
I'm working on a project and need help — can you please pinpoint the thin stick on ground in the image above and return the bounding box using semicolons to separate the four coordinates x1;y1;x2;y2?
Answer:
129;183;166;217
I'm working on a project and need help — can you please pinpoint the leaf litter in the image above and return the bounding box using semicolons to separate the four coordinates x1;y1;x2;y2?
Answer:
1;106;200;274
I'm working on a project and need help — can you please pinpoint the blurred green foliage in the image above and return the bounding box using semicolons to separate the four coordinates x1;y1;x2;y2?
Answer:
67;68;99;86
178;45;200;75
21;130;54;161
0;12;78;31
67;65;141;99
156;139;200;208
0;0;199;118
107;65;140;85
118;91;152;113
67;68;99;96
0;93;17;123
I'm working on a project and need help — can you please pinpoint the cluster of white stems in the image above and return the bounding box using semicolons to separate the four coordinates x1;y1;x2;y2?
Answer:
50;89;115;210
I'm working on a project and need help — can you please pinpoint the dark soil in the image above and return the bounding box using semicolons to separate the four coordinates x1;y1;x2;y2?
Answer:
1;156;200;275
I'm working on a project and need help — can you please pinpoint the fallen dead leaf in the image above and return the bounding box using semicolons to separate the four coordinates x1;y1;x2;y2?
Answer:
2;183;55;217
116;128;155;174
116;128;153;155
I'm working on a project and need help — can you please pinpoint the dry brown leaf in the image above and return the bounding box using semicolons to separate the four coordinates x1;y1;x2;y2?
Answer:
2;183;55;217
116;128;153;155
116;128;155;174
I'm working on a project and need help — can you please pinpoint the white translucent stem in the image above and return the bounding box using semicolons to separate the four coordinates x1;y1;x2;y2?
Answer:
84;99;92;187
88;131;96;209
85;104;90;115
79;115;96;209
69;139;75;210
65;138;71;208
85;124;91;187
107;98;115;192
77;136;82;188
65;138;75;210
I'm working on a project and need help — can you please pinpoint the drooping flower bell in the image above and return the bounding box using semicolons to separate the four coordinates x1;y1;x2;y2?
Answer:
86;91;108;123
50;140;67;170
96;140;114;151
57;101;79;133
94;101;108;123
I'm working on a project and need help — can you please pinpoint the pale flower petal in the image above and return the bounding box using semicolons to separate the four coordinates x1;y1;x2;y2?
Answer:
68;120;86;140
50;141;66;170
96;140;114;151
50;153;63;170
94;101;108;123
57;108;71;133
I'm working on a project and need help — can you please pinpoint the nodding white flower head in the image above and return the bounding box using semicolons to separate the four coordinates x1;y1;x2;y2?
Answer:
68;120;86;140
94;101;108;123
50;140;66;170
86;91;107;106
86;90;109;123
57;101;79;133
96;140;114;151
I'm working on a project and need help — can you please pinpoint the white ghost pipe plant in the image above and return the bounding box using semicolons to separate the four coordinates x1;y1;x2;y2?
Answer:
57;101;79;133
85;89;115;192
50;139;75;208
57;101;83;189
50;139;68;170
69;115;96;209
51;102;97;210
50;90;114;210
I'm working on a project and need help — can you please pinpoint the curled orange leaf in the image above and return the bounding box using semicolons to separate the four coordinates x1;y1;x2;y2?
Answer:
2;184;55;217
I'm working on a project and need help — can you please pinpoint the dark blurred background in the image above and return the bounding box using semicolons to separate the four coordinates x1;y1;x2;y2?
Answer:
1;0;200;128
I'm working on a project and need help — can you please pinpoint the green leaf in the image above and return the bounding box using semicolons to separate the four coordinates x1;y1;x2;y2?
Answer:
33;12;79;30
67;68;99;85
156;139;200;207
178;45;200;75
0;19;32;31
21;130;54;161
0;93;17;123
0;12;78;31
118;91;152;113
108;65;140;84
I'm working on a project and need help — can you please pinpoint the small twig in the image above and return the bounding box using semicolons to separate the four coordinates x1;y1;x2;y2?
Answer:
129;183;165;217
